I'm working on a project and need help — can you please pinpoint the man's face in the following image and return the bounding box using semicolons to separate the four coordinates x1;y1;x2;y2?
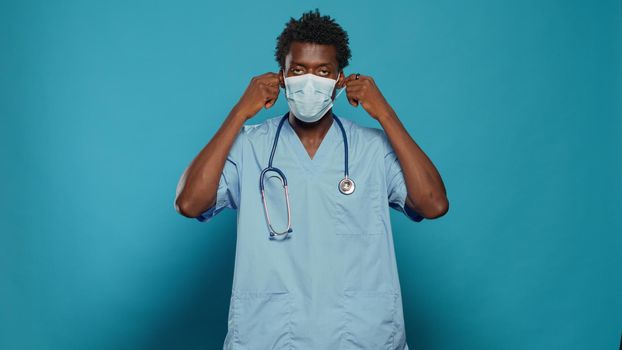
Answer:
280;41;344;97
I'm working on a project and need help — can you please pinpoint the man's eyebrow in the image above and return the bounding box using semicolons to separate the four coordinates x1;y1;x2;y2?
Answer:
290;61;335;67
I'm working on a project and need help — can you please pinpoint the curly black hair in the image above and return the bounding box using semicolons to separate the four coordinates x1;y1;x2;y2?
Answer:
275;9;352;71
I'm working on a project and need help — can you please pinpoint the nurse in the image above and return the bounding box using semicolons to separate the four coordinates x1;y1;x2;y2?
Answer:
175;9;448;350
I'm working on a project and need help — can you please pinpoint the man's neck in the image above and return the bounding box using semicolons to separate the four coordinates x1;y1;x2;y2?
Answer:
287;110;334;141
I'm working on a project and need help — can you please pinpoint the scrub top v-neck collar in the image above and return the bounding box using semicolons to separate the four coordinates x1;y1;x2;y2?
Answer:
282;112;341;175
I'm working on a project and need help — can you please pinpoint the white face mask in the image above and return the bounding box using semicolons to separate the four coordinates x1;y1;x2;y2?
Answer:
283;72;345;123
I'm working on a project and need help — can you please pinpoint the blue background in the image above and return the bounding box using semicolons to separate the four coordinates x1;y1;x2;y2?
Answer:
1;1;620;349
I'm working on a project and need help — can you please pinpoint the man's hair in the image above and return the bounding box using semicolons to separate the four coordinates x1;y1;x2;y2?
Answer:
275;9;352;71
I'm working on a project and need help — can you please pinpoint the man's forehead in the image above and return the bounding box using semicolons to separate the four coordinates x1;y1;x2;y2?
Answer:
285;42;338;66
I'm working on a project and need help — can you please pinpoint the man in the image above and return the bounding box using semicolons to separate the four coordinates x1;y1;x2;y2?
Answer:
175;9;448;350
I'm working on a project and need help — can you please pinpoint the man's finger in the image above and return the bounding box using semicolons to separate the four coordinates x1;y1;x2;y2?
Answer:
261;85;279;97
346;90;359;107
265;84;280;94
345;85;363;93
264;87;279;109
343;74;359;85
265;94;278;109
261;72;281;86
345;80;366;89
344;73;369;86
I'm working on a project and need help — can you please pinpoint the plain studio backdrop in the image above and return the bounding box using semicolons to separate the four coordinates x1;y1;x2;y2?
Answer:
1;1;620;349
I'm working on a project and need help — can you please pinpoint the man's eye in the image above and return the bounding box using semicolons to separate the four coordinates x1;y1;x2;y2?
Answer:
319;70;329;75
292;68;303;74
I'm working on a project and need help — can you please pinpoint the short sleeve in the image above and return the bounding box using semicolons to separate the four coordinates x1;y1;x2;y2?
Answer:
196;127;246;222
175;127;246;223
380;130;425;222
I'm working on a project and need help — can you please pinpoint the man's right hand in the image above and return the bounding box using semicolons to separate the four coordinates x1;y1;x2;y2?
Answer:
234;72;282;120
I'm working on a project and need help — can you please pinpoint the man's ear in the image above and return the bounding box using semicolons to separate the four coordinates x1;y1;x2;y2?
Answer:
336;70;346;88
279;69;285;88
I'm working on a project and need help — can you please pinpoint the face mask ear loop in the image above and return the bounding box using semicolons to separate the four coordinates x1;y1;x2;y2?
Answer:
334;72;346;100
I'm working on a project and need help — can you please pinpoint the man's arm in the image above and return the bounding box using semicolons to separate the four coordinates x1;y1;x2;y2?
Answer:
174;110;247;218
175;72;281;218
377;110;448;219
341;74;449;219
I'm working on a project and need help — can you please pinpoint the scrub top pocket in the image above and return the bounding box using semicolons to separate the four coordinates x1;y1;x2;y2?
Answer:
332;182;385;236
232;291;294;350
341;290;398;350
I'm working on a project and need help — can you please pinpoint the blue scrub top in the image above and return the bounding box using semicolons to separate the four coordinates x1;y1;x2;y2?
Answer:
191;112;423;350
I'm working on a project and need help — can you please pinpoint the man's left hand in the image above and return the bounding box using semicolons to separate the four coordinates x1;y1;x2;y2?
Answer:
339;73;393;120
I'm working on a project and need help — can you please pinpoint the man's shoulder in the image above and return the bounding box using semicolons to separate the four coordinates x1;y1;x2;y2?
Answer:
336;114;388;149
240;114;284;140
238;115;283;142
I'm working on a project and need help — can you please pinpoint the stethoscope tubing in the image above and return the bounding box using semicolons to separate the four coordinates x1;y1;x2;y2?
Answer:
260;112;350;239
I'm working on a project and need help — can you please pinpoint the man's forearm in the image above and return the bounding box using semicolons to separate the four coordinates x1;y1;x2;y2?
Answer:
377;109;448;218
175;107;247;218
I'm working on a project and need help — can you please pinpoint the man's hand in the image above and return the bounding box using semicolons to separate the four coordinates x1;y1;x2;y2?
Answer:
340;73;393;120
234;72;281;120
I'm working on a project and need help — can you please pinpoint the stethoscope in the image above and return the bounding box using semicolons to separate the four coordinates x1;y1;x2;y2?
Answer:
259;112;355;240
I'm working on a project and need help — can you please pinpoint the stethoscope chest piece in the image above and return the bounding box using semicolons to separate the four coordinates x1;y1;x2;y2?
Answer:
339;176;355;195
